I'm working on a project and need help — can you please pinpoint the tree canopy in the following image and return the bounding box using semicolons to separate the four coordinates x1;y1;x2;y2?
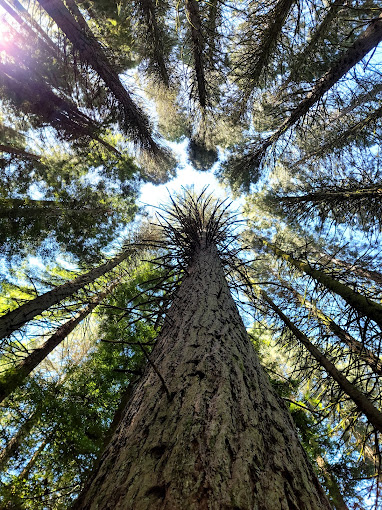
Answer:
1;0;382;508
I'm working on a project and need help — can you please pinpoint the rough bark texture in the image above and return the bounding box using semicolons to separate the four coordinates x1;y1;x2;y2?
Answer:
74;243;330;510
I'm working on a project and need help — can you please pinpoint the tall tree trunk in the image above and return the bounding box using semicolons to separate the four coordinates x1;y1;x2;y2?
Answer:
0;143;41;160
239;0;295;89
37;0;158;152
316;456;349;510
185;0;208;108
285;281;382;376
73;242;330;509
0;412;39;470
280;185;382;204
260;238;382;329
0;250;131;341
247;12;382;168
292;104;382;166
18;438;48;480
314;251;382;286
0;280;119;403
259;289;382;433
137;0;170;87
285;0;347;85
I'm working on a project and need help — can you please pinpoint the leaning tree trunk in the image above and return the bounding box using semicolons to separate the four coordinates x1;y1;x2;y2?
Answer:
73;241;330;509
0;279;119;403
260;237;382;329
0;248;131;341
248;12;382;167
259;289;382;433
0;411;39;470
316;456;349;510
278;277;382;376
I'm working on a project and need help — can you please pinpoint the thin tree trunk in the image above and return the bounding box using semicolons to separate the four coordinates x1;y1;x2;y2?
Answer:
284;280;382;376
0;412;39;470
0;281;119;403
73;242;330;509
0;143;41;160
316;455;349;510
260;238;382;329
292;105;382;166
259;289;382;433
284;0;347;86
249;12;382;166
137;0;170;86
185;0;208;108
0;249;131;341
0;198;112;218
7;0;62;53
240;0;295;88
18;439;48;480
280;186;382;204
37;0;158;152
315;251;382;286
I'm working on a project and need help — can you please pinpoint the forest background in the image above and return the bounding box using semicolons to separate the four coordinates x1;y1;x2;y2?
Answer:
0;0;381;508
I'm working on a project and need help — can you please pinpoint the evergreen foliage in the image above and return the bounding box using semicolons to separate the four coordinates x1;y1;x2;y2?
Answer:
0;0;382;507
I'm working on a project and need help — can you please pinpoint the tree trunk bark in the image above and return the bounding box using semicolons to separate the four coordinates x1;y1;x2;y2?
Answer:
0;281;118;403
251;12;382;164
0;250;131;341
0;412;39;470
73;242;330;509
259;289;382;433
260;238;382;329
37;0;158;152
316;456;349;510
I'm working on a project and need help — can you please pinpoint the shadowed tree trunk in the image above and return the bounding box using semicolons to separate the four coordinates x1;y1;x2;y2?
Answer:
136;0;170;87
0;144;41;160
242;12;382;169
0;249;132;341
0;412;39;470
0;280;119;403
259;289;382;433
315;251;382;286
235;0;295;109
73;232;330;509
316;456;349;510
185;0;208;108
285;281;382;377
292;104;382;166
260;237;382;329
37;0;159;152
